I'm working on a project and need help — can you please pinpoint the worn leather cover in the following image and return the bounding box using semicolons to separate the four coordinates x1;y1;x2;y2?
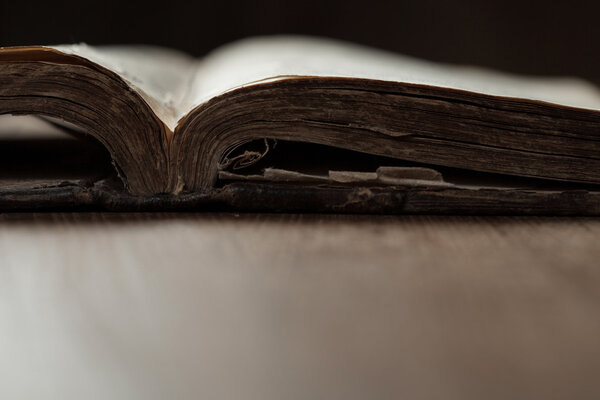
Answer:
1;178;599;214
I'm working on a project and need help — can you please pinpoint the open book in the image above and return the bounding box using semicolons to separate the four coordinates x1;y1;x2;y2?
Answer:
1;36;600;213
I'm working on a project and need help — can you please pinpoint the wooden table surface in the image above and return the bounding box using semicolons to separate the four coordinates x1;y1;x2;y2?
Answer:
1;213;599;399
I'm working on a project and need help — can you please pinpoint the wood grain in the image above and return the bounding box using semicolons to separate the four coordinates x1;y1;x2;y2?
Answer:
1;213;599;399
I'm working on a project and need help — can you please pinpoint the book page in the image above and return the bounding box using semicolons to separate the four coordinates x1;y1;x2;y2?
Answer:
52;44;198;130
178;35;600;123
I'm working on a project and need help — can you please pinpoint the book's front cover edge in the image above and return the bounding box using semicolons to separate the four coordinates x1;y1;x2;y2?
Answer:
1;179;599;215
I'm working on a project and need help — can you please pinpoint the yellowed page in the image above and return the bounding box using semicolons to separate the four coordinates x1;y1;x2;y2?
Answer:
25;36;600;131
179;35;600;123
52;44;197;130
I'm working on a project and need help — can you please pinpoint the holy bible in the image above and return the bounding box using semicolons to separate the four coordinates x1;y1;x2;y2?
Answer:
1;36;600;213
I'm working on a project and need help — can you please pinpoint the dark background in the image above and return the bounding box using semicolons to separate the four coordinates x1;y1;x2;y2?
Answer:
1;0;599;84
